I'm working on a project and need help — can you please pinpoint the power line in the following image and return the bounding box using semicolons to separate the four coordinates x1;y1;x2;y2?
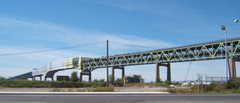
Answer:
0;41;105;56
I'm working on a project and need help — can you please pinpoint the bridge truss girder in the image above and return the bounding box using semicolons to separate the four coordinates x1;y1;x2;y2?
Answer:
80;38;240;78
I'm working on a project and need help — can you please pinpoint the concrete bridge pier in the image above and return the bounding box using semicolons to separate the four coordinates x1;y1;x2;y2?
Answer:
156;63;171;82
39;76;42;81
111;66;125;83
79;71;91;82
32;76;35;81
229;57;240;79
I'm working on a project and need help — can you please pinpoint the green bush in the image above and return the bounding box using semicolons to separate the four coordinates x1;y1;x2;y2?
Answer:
73;82;84;88
0;76;5;80
227;79;239;89
166;88;177;93
50;81;84;88
165;81;172;85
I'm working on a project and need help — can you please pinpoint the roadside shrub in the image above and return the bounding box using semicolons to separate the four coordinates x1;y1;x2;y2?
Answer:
0;76;5;80
73;82;84;88
166;88;177;93
84;82;97;87
51;81;84;88
178;88;190;93
92;87;114;92
227;79;239;89
165;81;172;85
62;82;74;88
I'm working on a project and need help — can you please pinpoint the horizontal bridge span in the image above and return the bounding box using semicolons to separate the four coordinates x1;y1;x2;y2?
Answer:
32;37;240;77
82;38;240;71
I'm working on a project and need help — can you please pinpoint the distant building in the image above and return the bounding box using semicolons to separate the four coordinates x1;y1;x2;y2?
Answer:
124;75;140;84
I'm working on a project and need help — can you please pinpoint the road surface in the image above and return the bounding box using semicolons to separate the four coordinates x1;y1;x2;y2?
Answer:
0;94;239;103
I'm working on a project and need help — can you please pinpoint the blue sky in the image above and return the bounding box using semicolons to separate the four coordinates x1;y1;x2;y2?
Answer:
0;0;240;82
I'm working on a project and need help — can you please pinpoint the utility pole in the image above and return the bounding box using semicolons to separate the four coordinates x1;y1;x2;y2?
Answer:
106;39;109;87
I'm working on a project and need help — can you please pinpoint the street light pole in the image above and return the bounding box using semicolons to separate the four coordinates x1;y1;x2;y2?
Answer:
221;19;238;81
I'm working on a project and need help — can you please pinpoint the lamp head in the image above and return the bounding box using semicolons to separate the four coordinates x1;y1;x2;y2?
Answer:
221;25;226;30
234;19;238;23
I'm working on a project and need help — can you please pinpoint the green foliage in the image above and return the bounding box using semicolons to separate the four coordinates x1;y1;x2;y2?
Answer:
136;75;144;83
166;88;190;93
92;87;114;92
108;74;115;84
51;81;84;88
165;80;172;85
227;79;240;89
0;79;51;88
115;78;124;86
115;78;124;84
83;79;106;87
63;77;69;81
124;82;168;87
70;71;79;82
156;78;162;83
0;76;5;80
93;79;99;83
166;88;177;93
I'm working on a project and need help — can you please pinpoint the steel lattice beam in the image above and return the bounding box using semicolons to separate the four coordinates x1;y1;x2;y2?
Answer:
80;38;240;72
31;38;240;77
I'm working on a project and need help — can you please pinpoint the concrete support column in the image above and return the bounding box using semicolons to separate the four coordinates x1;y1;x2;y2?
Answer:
40;76;42;81
111;66;125;84
156;63;159;82
229;57;236;79
32;76;35;81
79;73;83;82
51;76;54;81
89;72;91;82
112;66;114;83
156;63;171;82
79;72;91;82
167;64;171;81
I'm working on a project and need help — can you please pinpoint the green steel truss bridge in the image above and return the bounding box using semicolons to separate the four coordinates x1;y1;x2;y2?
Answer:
9;38;240;81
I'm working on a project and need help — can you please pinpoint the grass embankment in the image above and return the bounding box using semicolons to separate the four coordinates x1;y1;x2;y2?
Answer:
49;87;114;92
1;78;240;93
124;83;168;87
0;79;114;92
